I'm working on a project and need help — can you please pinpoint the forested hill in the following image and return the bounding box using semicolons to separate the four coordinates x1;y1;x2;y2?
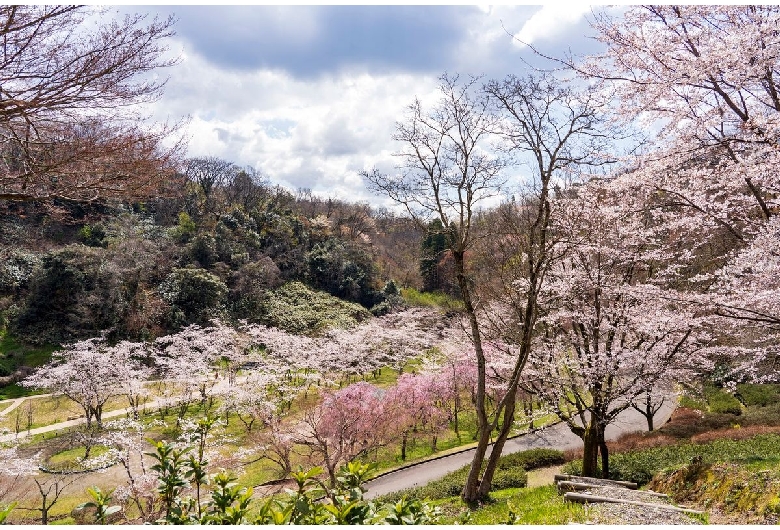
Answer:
0;170;426;345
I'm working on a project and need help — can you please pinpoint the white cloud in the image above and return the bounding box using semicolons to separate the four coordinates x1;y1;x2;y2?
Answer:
512;4;592;46
139;5;604;205
150;50;440;203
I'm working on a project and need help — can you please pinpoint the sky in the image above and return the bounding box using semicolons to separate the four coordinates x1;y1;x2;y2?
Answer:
122;5;613;206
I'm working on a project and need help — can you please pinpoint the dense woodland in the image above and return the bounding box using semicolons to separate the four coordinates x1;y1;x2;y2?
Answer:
0;178;424;345
1;4;780;525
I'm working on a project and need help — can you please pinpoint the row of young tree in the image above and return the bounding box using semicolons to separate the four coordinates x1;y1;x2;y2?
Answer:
366;5;780;501
10;309;541;517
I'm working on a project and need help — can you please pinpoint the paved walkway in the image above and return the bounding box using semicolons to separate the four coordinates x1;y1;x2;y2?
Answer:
364;397;677;499
0;374;255;443
0;393;52;418
0;399;161;443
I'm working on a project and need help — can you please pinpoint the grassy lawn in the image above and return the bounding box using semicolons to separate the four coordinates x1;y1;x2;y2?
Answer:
401;288;464;310
435;485;587;524
0;332;57;400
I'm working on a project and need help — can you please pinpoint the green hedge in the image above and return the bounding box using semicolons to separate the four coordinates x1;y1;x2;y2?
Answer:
378;448;566;503
563;434;780;486
496;448;566;471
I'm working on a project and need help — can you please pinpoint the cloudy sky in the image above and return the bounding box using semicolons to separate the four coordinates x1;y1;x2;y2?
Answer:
126;5;612;205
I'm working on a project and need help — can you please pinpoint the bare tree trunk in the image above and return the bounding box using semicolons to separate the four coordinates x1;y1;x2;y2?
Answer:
477;394;517;498
456;251;494;503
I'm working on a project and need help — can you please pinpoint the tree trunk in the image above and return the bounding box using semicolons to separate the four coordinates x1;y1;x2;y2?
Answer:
453;393;460;436
455;249;493;504
477;394;517;498
598;426;609;479
400;432;408;461
581;426;600;478
463;425;491;502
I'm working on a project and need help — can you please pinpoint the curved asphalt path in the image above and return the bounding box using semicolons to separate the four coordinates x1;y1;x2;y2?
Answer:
364;396;677;499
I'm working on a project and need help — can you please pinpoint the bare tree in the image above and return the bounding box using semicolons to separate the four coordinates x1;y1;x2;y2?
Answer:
185;156;240;215
32;475;77;525
366;72;612;501
364;73;506;502
0;6;184;203
224;166;269;210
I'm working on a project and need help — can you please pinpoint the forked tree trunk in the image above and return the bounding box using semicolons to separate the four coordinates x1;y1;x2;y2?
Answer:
476;394;517;498
456;250;493;504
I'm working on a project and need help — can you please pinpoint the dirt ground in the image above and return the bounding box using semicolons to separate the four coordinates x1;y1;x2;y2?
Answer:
0;451;151;524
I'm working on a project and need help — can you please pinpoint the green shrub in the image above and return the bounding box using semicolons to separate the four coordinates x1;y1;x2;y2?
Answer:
78;224;107;247
679;394;707;411
12;245;125;343
171;211;196;243
159;267;228;324
608;458;655;486
737;384;780;407
560;460;581;476
706;387;743;415
258;281;371;334
742;402;780;426
491;468;528;490
497;448;566;471
305;238;380;307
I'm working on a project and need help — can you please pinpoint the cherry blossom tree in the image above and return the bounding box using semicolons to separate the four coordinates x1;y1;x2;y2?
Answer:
523;185;708;478
421;344;477;437
297;382;389;486
253;417;297;478
385;373;449;459
576;6;780;384
152;321;252;416
98;419;159;523
23;338;146;428
216;372;279;433
0;445;39;506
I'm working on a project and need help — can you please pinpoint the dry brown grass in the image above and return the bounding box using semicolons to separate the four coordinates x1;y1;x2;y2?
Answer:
691;424;780;444
669;406;704;423
609;431;680;453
